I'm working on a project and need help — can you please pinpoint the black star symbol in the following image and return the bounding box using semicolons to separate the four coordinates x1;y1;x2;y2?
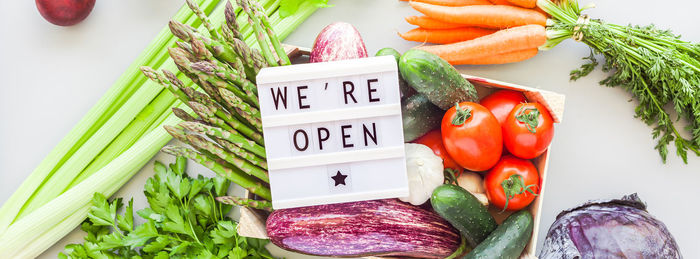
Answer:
331;171;348;186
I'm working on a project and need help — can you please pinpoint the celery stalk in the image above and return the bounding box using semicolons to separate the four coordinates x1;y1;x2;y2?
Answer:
0;113;182;258
14;205;91;259
67;90;177;188
12;0;222;221
0;2;201;234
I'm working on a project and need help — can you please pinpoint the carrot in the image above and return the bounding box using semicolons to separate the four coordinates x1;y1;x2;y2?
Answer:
399;27;497;44
505;0;536;8
410;2;547;28
405;16;468;29
451;48;538;65
415;24;546;64
487;0;513;5
399;0;492;6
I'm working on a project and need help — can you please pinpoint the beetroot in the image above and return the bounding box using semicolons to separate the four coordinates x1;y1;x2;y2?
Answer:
36;0;96;26
309;22;368;63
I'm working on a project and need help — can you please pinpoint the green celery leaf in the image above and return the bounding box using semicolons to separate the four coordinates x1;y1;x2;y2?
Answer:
179;178;191;201
188;178;208;200
142;236;171;254
193;194;213;218
163;204;189;235
97;232;126;250
117;198;135;232
228;247;248;259
87;193;117;227
137;207;165;223
124;220;159;248
279;0;304;18
212;176;228;197
153;161;167;175
154;251;169;259
169;241;191;256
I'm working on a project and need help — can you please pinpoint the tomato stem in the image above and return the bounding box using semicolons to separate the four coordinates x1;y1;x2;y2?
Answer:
451;103;472;126
515;106;541;133
443;168;459;185
500;174;539;212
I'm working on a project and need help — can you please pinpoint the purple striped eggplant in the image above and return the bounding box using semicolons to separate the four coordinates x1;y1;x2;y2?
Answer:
309;22;368;63
266;199;462;258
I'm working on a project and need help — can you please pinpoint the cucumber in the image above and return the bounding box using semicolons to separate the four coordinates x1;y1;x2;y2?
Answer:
431;184;497;248
376;47;402;62
402;94;442;142
376;47;416;100
464;210;533;259
399;49;478;110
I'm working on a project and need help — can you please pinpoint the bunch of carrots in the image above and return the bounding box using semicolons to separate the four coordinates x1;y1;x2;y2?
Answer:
399;0;548;65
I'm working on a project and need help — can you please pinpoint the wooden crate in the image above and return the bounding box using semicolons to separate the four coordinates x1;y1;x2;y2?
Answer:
238;45;566;259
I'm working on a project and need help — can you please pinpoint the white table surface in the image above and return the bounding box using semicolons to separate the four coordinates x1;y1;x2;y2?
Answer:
1;0;698;258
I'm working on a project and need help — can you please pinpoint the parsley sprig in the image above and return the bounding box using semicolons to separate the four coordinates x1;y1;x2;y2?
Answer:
539;0;700;163
59;157;274;259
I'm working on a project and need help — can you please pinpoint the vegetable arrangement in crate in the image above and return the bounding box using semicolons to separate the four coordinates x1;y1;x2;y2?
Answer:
399;0;700;164
221;20;566;257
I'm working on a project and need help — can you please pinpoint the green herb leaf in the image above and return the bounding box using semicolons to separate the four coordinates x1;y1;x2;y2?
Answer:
61;157;272;258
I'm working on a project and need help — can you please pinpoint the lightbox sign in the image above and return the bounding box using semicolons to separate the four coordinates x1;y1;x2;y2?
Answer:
256;56;408;209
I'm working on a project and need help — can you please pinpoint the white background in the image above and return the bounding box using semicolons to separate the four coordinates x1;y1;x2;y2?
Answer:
1;0;699;258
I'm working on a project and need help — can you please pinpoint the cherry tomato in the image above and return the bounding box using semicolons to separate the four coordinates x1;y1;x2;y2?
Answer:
414;129;463;175
484;155;540;211
441;102;502;172
480;90;527;125
503;103;554;159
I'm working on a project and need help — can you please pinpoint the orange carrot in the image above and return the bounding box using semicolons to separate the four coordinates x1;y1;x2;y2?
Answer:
400;0;492;6
410;2;547;29
506;0;536;8
405;16;468;29
415;24;546;64
488;0;513;5
399;27;497;44
451;48;538;65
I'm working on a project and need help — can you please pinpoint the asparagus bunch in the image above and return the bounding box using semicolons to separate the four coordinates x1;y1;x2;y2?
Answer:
141;0;292;211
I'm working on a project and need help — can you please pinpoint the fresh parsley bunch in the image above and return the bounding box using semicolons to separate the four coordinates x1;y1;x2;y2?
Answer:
59;157;274;259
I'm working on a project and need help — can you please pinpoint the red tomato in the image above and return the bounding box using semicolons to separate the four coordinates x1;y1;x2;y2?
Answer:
484;155;540;211
480;90;527;125
441;102;502;172
503;103;554;159
414;129;463;174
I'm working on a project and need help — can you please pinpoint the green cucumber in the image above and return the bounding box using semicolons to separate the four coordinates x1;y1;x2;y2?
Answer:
399;49;478;110
376;47;416;100
464;210;533;259
431;184;497;248
402;94;442;142
376;47;402;62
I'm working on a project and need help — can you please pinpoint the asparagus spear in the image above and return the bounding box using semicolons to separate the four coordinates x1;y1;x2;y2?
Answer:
189;101;264;146
237;0;278;66
212;136;267;169
251;0;291;65
185;86;257;132
219;88;262;132
216;196;272;212
162;146;271;201
224;1;243;40
185;0;220;40
186;134;269;183
179;121;266;157
191;61;259;105
170;47;259;108
140;67;190;103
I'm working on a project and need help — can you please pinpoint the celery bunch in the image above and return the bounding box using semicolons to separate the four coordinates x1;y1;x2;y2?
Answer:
0;0;320;257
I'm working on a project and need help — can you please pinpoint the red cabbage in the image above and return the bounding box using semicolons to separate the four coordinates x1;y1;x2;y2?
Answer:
539;194;681;259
